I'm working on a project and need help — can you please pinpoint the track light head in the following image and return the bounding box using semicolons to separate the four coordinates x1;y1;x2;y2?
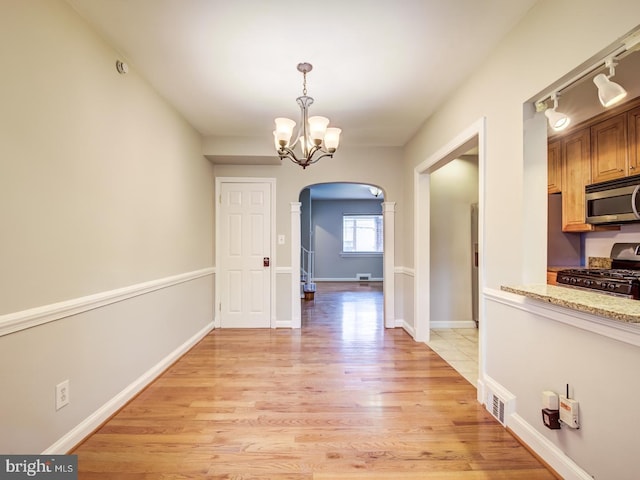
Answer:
593;73;627;107
544;93;571;131
593;58;627;107
545;108;571;131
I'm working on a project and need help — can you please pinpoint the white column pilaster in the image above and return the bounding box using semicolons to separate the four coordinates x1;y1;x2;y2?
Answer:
290;202;302;329
382;201;396;329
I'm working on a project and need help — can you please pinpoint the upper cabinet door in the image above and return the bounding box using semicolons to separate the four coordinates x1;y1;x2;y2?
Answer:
562;128;593;232
628;106;640;175
548;138;562;194
590;113;628;184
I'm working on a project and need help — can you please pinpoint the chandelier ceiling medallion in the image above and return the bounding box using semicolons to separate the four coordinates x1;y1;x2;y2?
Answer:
274;63;341;169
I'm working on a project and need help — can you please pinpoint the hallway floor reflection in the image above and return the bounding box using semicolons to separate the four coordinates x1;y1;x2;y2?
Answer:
302;281;383;344
302;282;478;387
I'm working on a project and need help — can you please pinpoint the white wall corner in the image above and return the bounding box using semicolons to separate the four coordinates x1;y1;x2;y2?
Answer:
401;320;415;338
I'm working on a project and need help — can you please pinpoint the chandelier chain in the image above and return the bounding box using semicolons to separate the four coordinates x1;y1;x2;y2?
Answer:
302;71;307;96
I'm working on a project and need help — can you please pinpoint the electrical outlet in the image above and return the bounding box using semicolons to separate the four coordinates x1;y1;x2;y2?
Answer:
56;380;70;410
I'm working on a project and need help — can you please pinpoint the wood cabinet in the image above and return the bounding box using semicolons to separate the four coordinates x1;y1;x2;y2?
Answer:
561;128;593;232
590;113;628;183
548;97;640;233
547;270;558;285
548;139;562;194
628;106;640;174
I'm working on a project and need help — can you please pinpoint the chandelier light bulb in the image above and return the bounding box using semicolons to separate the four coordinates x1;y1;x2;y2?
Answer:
324;128;342;151
274;117;296;147
308;116;330;143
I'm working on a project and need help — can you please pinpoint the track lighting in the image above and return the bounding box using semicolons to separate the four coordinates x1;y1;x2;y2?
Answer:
544;93;570;131
593;58;627;107
535;30;640;129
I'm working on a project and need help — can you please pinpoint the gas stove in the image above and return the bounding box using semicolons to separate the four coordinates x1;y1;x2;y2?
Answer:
556;268;640;298
556;243;640;299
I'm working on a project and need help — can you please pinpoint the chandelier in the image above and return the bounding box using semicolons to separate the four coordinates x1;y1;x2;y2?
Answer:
274;63;341;169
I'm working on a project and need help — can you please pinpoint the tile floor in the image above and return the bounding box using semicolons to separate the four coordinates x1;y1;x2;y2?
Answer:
427;328;479;387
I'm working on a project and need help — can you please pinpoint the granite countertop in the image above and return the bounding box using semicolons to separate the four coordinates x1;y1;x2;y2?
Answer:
500;284;640;323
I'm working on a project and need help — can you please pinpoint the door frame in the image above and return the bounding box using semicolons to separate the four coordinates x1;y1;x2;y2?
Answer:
214;177;277;328
413;117;486;344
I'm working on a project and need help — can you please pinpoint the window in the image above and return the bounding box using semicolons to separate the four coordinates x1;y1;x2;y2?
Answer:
342;215;383;253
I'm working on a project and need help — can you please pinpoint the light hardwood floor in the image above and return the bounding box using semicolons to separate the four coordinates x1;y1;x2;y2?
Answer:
72;282;556;479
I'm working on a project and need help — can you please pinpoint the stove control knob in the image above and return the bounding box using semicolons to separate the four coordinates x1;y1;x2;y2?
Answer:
570;278;577;284
608;283;616;290
584;280;592;287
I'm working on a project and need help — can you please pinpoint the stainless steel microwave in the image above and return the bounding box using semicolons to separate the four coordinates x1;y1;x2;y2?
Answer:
585;174;640;225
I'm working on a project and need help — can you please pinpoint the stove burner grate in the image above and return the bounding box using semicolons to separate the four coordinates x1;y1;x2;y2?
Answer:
556;268;640;299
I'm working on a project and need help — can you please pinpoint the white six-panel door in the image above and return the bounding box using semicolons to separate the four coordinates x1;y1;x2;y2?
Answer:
218;181;272;328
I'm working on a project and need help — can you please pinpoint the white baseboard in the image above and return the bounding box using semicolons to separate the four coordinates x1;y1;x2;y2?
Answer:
476;377;487;405
508;414;593;480
431;320;477;329
276;320;293;328
483;375;592;480
400;319;415;338
42;321;215;454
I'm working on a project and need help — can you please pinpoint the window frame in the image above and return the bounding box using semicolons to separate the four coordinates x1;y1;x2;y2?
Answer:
341;213;384;255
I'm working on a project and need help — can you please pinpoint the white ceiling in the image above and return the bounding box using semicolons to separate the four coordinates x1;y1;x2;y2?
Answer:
66;0;538;148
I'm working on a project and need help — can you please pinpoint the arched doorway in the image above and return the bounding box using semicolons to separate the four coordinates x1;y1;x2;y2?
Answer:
290;182;396;329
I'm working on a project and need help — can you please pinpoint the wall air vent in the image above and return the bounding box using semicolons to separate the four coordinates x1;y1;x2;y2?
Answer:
490;393;506;425
357;273;371;281
482;378;515;428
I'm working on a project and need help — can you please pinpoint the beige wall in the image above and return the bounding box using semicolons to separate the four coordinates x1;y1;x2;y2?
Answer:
4;0;640;473
402;1;640;477
430;157;478;324
1;1;213;313
0;0;214;453
213;145;404;266
212;146;404;324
